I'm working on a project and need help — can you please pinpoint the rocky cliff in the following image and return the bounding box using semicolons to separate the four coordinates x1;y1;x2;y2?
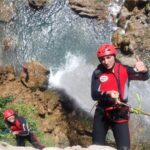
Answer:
0;61;92;147
69;0;150;67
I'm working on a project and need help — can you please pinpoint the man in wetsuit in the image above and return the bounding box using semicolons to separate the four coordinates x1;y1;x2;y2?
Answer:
3;109;45;149
91;43;149;150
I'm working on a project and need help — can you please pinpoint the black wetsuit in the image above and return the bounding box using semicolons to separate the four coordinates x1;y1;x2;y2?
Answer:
91;63;149;150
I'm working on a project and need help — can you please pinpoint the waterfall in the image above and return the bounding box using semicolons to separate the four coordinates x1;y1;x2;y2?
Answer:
49;52;95;112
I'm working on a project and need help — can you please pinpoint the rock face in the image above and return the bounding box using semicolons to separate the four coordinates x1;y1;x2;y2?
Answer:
0;142;116;150
68;0;110;20
112;0;150;67
0;1;16;22
0;63;92;147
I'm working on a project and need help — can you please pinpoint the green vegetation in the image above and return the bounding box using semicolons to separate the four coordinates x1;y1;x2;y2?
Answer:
0;96;15;144
0;96;13;130
0;97;54;146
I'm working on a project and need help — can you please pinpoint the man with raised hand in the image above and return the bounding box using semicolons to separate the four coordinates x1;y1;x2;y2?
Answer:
91;43;149;150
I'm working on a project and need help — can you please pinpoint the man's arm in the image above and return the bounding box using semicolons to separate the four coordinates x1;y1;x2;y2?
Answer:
17;117;30;136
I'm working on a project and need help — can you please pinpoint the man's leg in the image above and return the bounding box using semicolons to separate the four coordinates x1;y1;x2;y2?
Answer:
112;122;130;150
27;132;45;150
92;107;109;145
16;136;25;146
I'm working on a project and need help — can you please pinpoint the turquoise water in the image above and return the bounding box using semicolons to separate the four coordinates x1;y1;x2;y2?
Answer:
1;0;114;69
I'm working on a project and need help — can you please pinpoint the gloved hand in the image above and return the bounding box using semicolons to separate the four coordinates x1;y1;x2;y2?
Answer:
106;90;121;104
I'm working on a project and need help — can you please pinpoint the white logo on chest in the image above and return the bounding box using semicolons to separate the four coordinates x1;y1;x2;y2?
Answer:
100;75;108;82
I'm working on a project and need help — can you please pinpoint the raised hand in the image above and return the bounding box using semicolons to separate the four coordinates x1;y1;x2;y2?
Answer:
134;55;148;73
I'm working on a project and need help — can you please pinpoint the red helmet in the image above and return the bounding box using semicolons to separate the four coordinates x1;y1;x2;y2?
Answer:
3;109;15;119
97;43;116;58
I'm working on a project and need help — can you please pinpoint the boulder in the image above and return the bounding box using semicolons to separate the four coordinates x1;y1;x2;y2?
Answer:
0;2;16;22
3;37;14;50
68;0;110;20
124;0;149;11
20;61;50;90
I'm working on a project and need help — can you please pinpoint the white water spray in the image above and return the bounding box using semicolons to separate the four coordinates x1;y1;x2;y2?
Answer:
108;0;125;19
49;52;96;112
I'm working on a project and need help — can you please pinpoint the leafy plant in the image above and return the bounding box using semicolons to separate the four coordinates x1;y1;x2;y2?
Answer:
0;96;13;130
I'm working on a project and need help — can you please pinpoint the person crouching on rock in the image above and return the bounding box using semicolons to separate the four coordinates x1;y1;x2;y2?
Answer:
3;109;45;150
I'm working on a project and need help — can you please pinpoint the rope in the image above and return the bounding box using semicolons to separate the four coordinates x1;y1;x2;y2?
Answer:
90;101;150;117
90;102;97;113
120;102;150;117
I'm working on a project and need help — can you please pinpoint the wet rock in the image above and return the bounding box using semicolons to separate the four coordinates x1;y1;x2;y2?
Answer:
0;2;16;23
28;0;47;10
146;13;150;23
117;16;127;28
3;37;13;50
117;6;131;28
2;36;18;53
68;0;110;21
111;29;123;48
124;0;137;11
144;3;150;15
124;0;149;11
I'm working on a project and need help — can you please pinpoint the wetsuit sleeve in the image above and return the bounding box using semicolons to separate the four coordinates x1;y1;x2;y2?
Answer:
126;66;149;81
18;117;30;136
91;69;113;105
